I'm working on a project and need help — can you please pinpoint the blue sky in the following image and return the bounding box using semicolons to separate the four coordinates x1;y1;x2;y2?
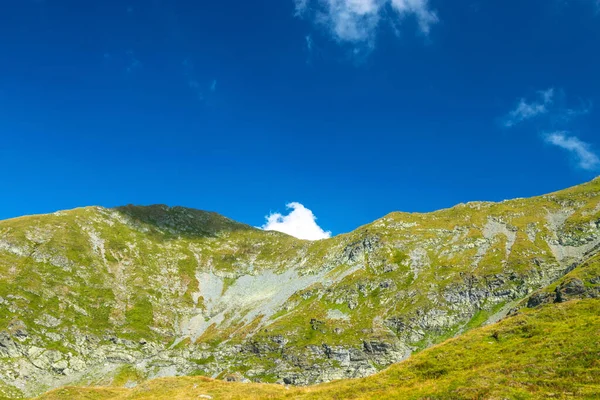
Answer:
1;0;599;238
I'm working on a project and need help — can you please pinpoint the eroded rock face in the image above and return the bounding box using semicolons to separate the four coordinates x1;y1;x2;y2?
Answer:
1;180;600;398
556;278;587;302
526;277;600;308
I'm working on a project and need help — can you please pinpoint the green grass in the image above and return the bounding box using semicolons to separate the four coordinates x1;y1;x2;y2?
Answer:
124;297;154;338
111;365;145;387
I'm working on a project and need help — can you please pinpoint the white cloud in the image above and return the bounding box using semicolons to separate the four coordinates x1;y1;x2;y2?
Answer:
545;132;600;170
503;89;598;170
392;0;439;34
295;0;438;44
504;88;554;127
261;202;331;240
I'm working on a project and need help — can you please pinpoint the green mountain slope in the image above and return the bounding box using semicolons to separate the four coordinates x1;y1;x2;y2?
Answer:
36;299;600;399
1;178;600;398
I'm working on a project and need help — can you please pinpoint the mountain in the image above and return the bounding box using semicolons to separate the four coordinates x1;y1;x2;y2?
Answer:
1;179;600;398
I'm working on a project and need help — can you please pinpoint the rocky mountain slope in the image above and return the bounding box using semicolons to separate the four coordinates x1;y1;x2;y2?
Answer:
36;298;600;400
1;178;600;398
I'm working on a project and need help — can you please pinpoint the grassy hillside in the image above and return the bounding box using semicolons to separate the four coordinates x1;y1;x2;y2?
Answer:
36;299;600;399
1;178;600;397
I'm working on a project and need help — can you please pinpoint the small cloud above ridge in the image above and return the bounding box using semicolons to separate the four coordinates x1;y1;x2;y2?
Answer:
261;202;331;241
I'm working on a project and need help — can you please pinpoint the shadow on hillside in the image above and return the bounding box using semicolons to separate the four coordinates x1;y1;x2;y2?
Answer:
112;204;256;239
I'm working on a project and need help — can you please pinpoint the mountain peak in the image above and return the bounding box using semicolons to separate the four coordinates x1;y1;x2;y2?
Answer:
113;204;255;237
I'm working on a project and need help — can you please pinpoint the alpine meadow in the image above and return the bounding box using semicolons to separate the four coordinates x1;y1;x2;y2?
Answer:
1;179;600;399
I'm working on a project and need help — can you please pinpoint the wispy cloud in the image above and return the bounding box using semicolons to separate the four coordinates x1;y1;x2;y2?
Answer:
304;34;319;64
306;35;313;52
503;88;598;171
556;101;593;123
295;0;310;16
183;59;217;101
504;88;554;128
295;0;438;46
392;0;439;35
545;132;600;170
261;202;331;240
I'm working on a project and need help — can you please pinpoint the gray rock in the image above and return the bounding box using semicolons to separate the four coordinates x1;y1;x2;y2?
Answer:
555;278;586;303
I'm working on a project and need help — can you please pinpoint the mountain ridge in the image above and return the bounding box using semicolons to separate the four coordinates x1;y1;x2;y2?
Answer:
1;178;599;398
6;176;599;239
